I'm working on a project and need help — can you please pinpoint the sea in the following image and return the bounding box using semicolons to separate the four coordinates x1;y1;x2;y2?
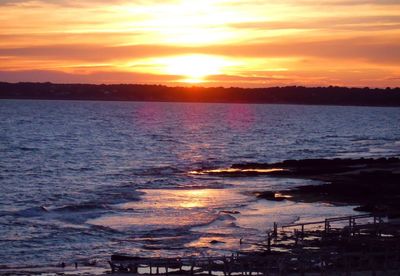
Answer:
0;100;399;270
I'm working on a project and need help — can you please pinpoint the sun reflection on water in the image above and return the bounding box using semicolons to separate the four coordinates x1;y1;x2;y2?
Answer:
87;188;249;231
178;189;214;208
120;188;237;210
189;168;285;175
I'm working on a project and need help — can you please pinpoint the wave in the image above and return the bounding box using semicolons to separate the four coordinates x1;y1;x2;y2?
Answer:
12;203;112;228
122;166;184;176
14;206;49;217
52;203;109;213
95;185;144;205
131;226;203;251
66;167;94;172
17;146;40;152
89;224;122;234
138;177;187;189
142;244;184;250
142;181;233;190
216;213;237;221
15;203;109;218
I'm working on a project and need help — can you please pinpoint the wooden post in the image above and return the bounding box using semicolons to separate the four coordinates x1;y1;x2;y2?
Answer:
264;259;270;276
370;256;376;276
267;232;271;252
278;258;285;276
178;258;183;272
320;255;325;276
324;220;330;235
190;261;195;276
108;261;115;273
345;255;350;276
263;263;267;276
299;256;305;276
239;261;244;276
130;264;138;274
223;259;227;276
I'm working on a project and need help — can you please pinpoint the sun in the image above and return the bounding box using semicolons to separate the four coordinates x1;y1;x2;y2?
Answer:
159;54;232;83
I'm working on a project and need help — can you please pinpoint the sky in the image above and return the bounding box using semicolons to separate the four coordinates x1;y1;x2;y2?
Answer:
0;0;400;87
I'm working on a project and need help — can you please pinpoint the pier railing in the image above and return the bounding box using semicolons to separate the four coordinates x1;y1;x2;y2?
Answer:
280;213;385;235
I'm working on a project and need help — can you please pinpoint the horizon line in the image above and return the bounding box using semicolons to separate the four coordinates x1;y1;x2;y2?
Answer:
1;81;399;90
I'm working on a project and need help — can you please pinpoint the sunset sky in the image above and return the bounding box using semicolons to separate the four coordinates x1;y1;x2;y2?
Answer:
1;0;400;87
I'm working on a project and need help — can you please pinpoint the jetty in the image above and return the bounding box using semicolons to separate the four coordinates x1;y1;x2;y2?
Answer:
109;214;400;275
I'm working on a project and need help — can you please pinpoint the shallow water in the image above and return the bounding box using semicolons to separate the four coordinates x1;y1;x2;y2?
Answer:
0;100;399;268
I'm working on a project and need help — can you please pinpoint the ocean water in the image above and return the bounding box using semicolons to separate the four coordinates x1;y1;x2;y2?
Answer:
0;100;399;269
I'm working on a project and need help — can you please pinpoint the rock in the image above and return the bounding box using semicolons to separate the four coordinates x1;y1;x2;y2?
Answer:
256;191;285;201
210;240;225;244
220;210;240;214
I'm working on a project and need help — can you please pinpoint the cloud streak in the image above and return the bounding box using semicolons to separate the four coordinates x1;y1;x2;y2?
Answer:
2;37;399;64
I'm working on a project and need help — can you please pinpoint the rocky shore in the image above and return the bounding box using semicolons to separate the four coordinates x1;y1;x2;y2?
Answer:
251;157;400;217
199;157;400;217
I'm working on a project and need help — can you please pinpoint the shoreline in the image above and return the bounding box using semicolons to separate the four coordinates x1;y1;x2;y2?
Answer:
2;82;400;107
193;157;400;216
0;265;108;276
237;157;400;216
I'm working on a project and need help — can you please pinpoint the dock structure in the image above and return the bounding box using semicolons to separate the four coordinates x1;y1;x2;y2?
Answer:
280;214;385;236
109;214;400;275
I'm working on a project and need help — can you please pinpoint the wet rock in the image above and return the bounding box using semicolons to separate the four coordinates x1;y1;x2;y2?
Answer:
220;210;240;214
256;191;285;201
210;240;225;244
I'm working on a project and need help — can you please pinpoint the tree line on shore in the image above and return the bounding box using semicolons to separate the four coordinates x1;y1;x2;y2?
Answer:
1;82;400;106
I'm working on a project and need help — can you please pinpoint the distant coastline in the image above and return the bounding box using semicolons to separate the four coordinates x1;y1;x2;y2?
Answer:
1;82;400;107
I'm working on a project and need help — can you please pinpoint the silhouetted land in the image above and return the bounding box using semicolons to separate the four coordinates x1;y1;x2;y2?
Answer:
1;82;400;106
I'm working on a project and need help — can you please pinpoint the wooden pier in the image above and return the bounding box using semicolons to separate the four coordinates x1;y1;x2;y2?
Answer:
109;214;400;275
280;214;384;235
